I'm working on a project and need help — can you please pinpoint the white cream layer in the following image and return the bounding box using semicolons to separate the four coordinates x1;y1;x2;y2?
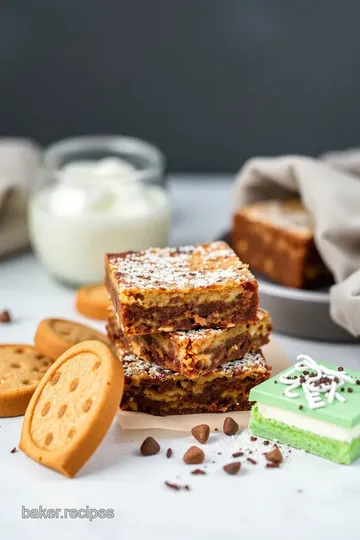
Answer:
258;402;360;443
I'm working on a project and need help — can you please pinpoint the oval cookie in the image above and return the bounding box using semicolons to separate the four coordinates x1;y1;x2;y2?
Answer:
19;340;124;478
34;318;110;361
76;284;108;320
0;345;52;417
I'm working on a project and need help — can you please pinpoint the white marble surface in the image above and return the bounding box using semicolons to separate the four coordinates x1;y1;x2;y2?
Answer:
1;175;360;539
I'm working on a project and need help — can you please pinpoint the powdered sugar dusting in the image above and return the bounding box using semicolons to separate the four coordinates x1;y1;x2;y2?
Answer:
245;199;312;234
173;308;268;342
108;241;254;291
120;350;268;378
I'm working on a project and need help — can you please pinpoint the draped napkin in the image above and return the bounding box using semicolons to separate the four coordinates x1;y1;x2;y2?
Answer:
0;139;40;258
234;154;360;337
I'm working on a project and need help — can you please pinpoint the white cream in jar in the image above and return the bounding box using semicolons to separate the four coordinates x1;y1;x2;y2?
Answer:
29;157;171;285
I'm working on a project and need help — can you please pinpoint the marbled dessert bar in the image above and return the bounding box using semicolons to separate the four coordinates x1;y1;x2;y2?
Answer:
249;354;360;464
107;304;271;379
118;349;271;416
106;241;259;335
232;199;331;289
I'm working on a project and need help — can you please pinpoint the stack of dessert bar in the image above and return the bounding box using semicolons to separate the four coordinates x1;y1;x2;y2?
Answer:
105;241;272;416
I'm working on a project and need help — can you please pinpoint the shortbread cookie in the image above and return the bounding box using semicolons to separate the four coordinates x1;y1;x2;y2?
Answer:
0;345;52;417
19;340;124;478
34;318;110;361
76;284;108;320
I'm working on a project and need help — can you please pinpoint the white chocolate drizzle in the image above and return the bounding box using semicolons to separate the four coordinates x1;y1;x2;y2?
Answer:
278;354;356;409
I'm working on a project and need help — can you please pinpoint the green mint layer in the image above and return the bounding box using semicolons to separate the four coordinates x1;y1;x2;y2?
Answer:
249;404;360;465
249;362;360;429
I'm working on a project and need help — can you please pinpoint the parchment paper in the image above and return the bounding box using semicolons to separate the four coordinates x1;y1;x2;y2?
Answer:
117;338;290;431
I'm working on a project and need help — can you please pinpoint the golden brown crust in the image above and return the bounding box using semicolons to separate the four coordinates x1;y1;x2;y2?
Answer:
105;242;259;334
76;284;108;320
232;199;331;289
0;345;52;417
19;340;124;478
34;318;110;361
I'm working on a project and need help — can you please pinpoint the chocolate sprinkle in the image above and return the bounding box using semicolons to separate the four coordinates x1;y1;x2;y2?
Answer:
341;387;345;392
250;436;257;442
266;462;279;469
274;380;278;384
232;451;244;458
165;481;190;491
356;380;360;386
263;440;270;446
166;448;173;459
299;405;303;410
10;447;17;454
247;458;257;465
338;367;344;371
191;469;206;475
348;388;353;393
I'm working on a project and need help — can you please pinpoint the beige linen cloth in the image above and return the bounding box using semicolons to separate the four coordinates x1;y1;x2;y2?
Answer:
234;154;360;337
0;139;40;258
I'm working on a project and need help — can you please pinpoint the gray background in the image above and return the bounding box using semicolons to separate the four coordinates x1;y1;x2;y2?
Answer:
1;1;360;171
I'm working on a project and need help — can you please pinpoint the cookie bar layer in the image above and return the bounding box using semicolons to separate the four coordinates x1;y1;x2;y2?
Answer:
107;305;271;379
250;404;360;465
105;241;258;335
118;349;271;416
232;199;331;289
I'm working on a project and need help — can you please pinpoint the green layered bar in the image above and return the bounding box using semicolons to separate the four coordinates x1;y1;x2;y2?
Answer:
249;356;360;465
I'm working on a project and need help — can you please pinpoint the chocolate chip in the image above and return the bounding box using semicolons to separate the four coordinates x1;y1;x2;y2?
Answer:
166;448;173;459
338;367;344;371
274;380;278;384
303;370;309;375
341;387;345;392
191;424;210;445
183;446;205;465
348;387;353;393
247;458;257;465
223;417;239;436
191;468;206;475
299;376;306;384
10;447;17;454
232;451;244;458
263;440;270;446
0;310;11;323
165;481;190;491
217;452;222;455
140;437;160;456
250;436;257;442
356;380;360;386
223;462;241;475
266;462;279;469
265;447;283;464
299;405;303;410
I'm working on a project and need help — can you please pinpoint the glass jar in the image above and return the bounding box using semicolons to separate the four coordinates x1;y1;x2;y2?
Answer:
29;135;170;286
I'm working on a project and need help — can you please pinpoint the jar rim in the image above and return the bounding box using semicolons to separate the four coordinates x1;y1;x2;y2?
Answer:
42;135;166;182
